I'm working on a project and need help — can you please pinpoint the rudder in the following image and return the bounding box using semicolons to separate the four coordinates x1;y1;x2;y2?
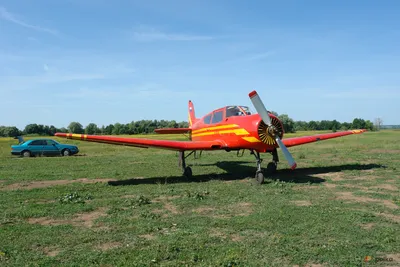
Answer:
188;100;198;127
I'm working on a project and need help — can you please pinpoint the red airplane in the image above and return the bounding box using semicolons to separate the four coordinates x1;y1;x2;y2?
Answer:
55;90;366;184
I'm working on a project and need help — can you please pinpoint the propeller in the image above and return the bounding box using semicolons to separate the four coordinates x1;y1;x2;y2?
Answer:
248;90;297;170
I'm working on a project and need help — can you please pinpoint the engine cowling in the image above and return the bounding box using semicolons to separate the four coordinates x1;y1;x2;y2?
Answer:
257;114;284;145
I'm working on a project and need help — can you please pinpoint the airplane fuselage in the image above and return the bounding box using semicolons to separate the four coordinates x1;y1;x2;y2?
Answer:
189;106;284;153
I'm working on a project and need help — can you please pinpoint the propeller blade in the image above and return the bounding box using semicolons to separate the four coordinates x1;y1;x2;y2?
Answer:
248;90;297;170
275;137;297;170
249;90;272;126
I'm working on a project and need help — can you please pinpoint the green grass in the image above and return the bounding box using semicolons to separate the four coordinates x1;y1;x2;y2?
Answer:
0;130;399;266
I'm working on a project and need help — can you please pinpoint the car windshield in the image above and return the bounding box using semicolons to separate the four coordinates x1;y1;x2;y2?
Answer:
226;106;252;117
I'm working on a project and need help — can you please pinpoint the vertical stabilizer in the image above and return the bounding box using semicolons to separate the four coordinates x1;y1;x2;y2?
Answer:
188;100;198;127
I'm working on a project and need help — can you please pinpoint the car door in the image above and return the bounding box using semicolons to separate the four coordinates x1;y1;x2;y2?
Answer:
43;140;60;156
28;140;46;156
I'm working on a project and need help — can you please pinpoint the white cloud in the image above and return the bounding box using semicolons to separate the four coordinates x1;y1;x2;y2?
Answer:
132;26;213;42
0;6;58;35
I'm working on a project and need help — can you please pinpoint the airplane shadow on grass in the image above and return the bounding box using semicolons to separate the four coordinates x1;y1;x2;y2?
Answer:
107;161;385;186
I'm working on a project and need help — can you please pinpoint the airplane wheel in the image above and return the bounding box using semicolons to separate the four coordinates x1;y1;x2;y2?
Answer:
266;162;277;174
255;171;264;185
183;167;192;178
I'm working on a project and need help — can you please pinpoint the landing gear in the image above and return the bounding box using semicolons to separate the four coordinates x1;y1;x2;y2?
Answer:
251;150;264;184
266;148;279;175
178;151;193;179
251;148;280;184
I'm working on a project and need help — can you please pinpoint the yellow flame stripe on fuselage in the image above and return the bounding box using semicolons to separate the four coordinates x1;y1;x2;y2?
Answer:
191;128;249;137
69;134;88;140
191;124;239;134
241;136;262;143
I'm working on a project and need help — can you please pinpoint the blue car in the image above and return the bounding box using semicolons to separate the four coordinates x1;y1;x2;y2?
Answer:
11;138;79;157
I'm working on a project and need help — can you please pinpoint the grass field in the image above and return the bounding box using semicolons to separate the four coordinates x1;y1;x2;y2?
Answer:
0;130;399;266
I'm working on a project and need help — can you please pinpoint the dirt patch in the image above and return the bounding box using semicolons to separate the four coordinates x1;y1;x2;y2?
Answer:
209;228;226;238
385;253;400;264
153;195;181;215
209;228;243;242
347;175;379;181
139;234;156;240
313;172;344;181
28;207;108;228
153;195;181;201
292;200;312;206
96;242;122;251
373;212;400;223
43;247;60;257
371;184;398;191
360;223;375;230
2;178;113;191
367;149;400;154
234;202;253;216
336;192;398;210
164;202;179;214
324;183;337;189
192;207;215;214
230;234;243;242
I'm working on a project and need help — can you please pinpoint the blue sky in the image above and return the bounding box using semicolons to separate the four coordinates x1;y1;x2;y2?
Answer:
1;0;399;129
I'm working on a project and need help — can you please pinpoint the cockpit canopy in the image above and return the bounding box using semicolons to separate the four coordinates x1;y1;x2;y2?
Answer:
226;106;252;117
202;106;254;125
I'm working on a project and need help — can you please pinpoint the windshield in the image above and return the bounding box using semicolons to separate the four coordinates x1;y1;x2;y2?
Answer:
226;106;252;117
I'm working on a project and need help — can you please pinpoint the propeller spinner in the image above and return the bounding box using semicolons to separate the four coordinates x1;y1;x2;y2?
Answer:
249;90;297;170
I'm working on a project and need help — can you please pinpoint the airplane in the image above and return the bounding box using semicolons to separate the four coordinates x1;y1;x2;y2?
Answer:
55;90;366;184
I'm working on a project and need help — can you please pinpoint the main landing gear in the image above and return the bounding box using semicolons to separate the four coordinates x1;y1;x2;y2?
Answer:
179;151;193;179
251;148;279;184
178;149;279;184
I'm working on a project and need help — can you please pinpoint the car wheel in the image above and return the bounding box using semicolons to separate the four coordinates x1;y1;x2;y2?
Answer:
22;150;31;157
62;149;71;156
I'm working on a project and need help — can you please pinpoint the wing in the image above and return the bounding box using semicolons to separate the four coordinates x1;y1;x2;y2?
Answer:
282;129;366;148
54;133;224;151
154;128;191;134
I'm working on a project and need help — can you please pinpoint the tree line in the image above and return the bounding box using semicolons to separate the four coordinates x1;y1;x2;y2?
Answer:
0;114;378;137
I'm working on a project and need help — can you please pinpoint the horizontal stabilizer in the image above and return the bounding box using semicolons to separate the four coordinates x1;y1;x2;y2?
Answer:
154;128;191;134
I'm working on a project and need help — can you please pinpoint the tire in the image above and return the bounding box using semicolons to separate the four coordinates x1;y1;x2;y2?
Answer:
255;171;264;185
22;150;31;157
62;149;71;156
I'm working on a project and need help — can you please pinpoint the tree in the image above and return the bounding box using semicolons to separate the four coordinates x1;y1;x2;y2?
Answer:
374;118;383;131
352;118;366;129
24;124;39;135
2;126;21;137
278;114;296;133
68;122;84;134
85;123;99;135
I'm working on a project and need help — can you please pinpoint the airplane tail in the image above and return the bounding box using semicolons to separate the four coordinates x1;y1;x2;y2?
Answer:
188;100;198;127
153;100;197;134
